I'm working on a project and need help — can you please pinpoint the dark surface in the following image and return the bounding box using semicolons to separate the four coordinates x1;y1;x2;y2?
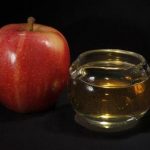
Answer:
1;90;150;150
1;0;150;149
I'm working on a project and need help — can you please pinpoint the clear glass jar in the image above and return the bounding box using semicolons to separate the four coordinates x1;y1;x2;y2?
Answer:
69;49;150;132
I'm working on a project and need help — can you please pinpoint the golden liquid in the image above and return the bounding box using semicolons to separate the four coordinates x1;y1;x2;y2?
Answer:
69;61;150;121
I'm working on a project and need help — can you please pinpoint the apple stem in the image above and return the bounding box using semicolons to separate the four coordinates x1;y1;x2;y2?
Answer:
27;17;35;31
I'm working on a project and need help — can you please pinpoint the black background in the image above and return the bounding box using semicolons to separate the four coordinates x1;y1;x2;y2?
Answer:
0;0;150;149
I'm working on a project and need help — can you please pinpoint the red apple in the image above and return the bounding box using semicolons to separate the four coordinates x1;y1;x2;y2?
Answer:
0;17;70;112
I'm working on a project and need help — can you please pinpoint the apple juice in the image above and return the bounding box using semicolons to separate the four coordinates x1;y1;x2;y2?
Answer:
69;61;150;122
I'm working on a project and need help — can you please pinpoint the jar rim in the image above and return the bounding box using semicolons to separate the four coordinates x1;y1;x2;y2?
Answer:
78;49;146;66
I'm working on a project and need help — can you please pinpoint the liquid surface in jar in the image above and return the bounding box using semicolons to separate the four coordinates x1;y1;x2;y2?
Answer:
69;61;150;120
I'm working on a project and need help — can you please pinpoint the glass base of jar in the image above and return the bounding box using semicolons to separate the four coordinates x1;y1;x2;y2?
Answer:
75;111;148;132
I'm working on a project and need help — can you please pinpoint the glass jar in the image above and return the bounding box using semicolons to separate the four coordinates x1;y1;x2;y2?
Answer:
69;49;150;132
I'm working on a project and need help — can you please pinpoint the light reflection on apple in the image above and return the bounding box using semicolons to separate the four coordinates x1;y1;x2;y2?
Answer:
7;51;16;64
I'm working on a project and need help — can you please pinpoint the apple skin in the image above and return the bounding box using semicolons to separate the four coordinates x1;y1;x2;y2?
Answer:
0;23;70;112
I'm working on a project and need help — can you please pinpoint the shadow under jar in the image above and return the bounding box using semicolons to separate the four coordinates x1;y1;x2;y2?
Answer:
69;49;150;132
